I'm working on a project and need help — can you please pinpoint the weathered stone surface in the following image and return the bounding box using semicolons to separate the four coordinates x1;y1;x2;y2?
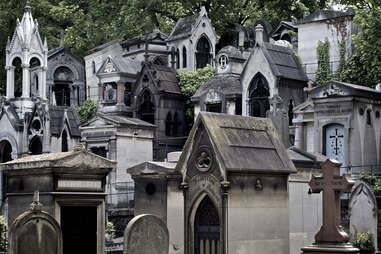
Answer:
8;192;62;254
124;214;169;254
349;181;377;250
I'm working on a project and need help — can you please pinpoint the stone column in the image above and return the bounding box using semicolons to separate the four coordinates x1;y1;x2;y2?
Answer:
294;122;304;150
116;82;125;105
38;67;43;98
41;67;47;100
98;83;104;103
6;66;15;98
22;63;30;98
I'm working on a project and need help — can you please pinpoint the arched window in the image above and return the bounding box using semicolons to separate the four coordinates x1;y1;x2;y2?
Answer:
12;57;22;98
165;112;172;136
92;61;96;74
196;35;211;69
0;140;13;163
248;73;270;117
61;130;68;152
29;58;41;97
182;47;187;68
29;136;42;155
281;33;292;43
288;99;294;125
138;89;155;124
53;67;74;106
176;49;180;69
366;109;372;125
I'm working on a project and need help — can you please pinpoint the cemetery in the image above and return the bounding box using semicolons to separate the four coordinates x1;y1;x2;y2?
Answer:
0;0;380;254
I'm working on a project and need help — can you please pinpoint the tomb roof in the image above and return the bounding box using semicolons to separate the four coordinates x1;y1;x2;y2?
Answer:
86;40;121;55
121;29;167;48
49;106;81;137
287;146;327;169
81;113;156;129
128;161;177;177
167;14;198;41
176;112;296;176
260;42;308;82
191;76;241;100
96;55;141;76
218;46;245;60
295;8;355;25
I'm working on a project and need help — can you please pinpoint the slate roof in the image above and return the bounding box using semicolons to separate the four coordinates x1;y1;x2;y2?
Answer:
128;161;177;177
167;14;198;41
97;56;141;76
192;76;241;100
176;112;296;175
97;113;156;128
48;46;64;58
261;42;308;82
86;40;121;55
49;106;81;137
287;146;327;169
295;8;355;25
121;29;167;48
310;81;381;99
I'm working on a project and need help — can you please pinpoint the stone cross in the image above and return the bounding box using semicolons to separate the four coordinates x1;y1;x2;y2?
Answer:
309;159;355;243
329;128;344;155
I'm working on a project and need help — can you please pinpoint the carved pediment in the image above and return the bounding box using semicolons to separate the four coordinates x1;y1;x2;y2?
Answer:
97;57;119;75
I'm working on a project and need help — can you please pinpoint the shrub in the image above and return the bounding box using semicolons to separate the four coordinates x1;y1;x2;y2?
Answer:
0;216;7;252
76;99;98;123
352;232;375;251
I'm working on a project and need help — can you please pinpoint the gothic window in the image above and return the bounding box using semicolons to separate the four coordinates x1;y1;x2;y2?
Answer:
176;48;180;69
30;57;41;97
53;67;73;106
194;196;220;254
183;47;187;68
166;112;172;136
196;36;211;69
138;89;155;124
248;73;270;117
12;57;22;98
61;130;68;152
324;124;345;167
366;109;372;125
0;141;12;163
288;99;294;126
29;136;42;155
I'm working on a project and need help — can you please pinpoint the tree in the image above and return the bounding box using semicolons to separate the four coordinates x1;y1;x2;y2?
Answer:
76;99;98;123
177;65;215;131
341;5;381;88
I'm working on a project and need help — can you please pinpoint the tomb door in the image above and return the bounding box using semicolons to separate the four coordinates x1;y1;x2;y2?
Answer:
248;73;270;117
138;89;155;124
61;206;97;254
325;124;345;169
194;196;220;254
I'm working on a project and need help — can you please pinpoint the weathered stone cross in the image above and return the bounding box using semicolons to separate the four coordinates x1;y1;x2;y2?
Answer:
309;159;355;243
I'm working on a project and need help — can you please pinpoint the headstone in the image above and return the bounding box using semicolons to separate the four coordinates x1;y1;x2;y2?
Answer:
8;191;63;254
124;214;169;254
301;159;359;254
349;181;377;250
268;95;290;147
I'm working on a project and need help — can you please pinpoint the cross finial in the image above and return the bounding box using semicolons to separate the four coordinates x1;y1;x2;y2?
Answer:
25;0;31;12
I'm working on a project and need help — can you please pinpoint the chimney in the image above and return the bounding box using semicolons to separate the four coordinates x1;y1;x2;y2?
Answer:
255;24;264;44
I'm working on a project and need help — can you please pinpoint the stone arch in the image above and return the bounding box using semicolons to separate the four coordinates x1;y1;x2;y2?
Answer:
11;56;23;98
196;34;212;69
53;66;74;106
50;64;80;82
28;54;44;67
247;72;270;117
0;134;18;160
0;140;13;163
188;192;221;254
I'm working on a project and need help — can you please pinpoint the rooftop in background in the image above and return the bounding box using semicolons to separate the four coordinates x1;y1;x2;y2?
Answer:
295;8;355;25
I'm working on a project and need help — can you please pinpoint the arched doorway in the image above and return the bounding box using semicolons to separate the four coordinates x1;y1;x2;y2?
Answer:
194;196;220;254
29;136;42;155
196;36;211;69
248;73;270;117
0;140;13;163
12;57;23;98
137;89;155;124
30;57;41;97
53;67;73;106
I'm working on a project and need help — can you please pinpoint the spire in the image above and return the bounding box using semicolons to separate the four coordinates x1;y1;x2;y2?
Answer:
25;0;31;13
44;37;48;50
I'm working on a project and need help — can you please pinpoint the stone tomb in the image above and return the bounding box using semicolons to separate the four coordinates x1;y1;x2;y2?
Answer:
9;191;62;254
301;159;359;254
1;145;115;254
128;112;297;254
124;214;169;254
349;181;378;250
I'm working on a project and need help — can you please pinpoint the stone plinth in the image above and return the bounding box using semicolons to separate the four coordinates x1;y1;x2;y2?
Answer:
301;243;359;254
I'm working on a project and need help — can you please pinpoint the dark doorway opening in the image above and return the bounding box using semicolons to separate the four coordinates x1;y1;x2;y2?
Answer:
61;130;68;152
206;103;222;113
61;206;97;254
194;196;220;254
248;73;270;117
138;89;155;124
196;36;211;69
29;136;42;155
0;141;12;163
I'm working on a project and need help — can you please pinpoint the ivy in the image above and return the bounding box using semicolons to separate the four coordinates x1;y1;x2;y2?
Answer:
0;216;7;252
76;99;98;123
359;174;381;195
315;38;331;86
177;65;215;132
334;39;347;81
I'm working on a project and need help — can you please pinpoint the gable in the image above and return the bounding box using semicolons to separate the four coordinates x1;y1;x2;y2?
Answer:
97;57;119;75
0;111;17;134
82;116;116;128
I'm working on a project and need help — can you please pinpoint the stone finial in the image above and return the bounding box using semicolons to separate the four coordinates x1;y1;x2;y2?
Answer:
44;36;48;50
74;143;86;152
255;24;264;44
6;36;10;51
25;0;31;12
30;190;42;211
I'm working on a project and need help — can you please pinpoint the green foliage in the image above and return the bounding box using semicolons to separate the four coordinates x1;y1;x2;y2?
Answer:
334;39;347;81
315;38;331;86
359;174;381;194
352;232;375;251
0;216;7;252
106;221;116;240
177;65;215;131
76;99;98;123
341;6;381;88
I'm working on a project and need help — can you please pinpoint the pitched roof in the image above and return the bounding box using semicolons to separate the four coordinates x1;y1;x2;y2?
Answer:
192;76;241;100
86;40;121;55
295;8;355;25
121;29;167;48
167;14;198;41
176;112;296;175
81;113;156;129
261;42;308;82
97;56;141;76
49;106;81;137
